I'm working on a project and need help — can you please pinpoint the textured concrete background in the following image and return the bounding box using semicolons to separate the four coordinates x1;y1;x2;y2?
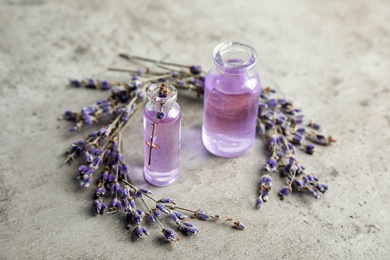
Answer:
1;0;390;259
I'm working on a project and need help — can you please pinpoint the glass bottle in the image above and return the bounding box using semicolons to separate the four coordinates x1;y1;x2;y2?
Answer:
144;82;181;186
202;42;261;158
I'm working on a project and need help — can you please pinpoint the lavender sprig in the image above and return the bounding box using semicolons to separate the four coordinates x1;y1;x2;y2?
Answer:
64;63;243;244
256;87;335;207
64;54;335;246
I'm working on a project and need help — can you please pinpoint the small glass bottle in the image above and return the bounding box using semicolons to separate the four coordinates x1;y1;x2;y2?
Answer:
202;42;261;158
144;82;181;186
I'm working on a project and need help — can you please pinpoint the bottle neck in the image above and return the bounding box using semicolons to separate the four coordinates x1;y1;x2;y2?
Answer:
212;42;257;74
147;82;178;111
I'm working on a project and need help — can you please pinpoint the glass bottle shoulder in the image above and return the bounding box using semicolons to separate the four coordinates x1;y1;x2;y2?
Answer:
144;102;181;123
205;66;261;95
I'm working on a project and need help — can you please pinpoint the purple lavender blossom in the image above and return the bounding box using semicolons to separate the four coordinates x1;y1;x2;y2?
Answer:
307;187;320;199
160;198;175;204
64;110;76;121
256;197;264;208
179;222;199;236
233;221;245;230
156;203;169;214
162;228;177;241
110;182;121;195
189;65;202;75
152;209;162;219
278;186;292;200
304;175;319;184
139;188;153;194
260;175;272;188
316;183;328;193
147;213;156;223
111;197;123;210
262;189;269;202
195;210;209;220
70;79;81;88
173;211;187;220
305;144;315;155
264;157;278;173
170;213;181;225
94;199;107;215
100;80;110;90
133;225;149;239
96;187;106;197
87;79;96;88
294;179;306;191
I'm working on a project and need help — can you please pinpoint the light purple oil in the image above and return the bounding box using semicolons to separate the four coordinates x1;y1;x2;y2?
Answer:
202;67;261;158
143;104;181;186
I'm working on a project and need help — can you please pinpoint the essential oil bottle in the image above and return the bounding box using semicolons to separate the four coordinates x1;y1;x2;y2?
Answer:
202;42;261;158
143;82;181;186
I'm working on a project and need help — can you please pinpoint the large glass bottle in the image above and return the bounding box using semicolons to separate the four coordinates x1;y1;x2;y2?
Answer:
202;42;261;158
144;82;181;186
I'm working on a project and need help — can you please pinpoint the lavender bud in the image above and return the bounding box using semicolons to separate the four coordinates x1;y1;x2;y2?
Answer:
190;65;202;75
264;157;278;173
64;110;75;121
294;179;306;191
262;189;269;202
268;98;278;109
261;175;272;188
156;203;169;214
108;173;116;183
133;212;142;226
212;214;221;220
304;175;317;184
87;79;96;88
69;126;78;132
308;187;320;199
170;213;181;225
129;198;136;208
160;197;175;204
265;121;274;131
139;188;153;194
316;183;329;193
195;210;209;220
162;228;177;241
70;79;81;88
85;152;93;163
135;208;145;218
123;200;130;212
96;187;106;197
100;80;110;90
256;197;264;208
147;213;156;223
94;199;106;215
152;209;161;218
297;127;306;134
174;211;187;220
292;133;304;144
100;172;108;182
110;182;120;195
278;186;292;200
233;221;246;230
268;137;275;151
91;157;102;168
305;143;315;155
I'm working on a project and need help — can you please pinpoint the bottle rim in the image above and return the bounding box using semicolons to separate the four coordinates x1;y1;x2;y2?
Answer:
213;42;257;72
147;82;178;104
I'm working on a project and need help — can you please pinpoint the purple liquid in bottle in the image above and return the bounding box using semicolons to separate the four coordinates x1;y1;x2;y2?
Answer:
202;42;261;158
144;83;181;186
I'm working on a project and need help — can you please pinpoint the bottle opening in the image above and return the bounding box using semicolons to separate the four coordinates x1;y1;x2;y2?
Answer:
213;42;257;72
147;82;178;104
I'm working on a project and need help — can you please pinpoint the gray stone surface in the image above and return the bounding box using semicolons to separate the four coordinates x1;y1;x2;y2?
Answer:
1;0;390;259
